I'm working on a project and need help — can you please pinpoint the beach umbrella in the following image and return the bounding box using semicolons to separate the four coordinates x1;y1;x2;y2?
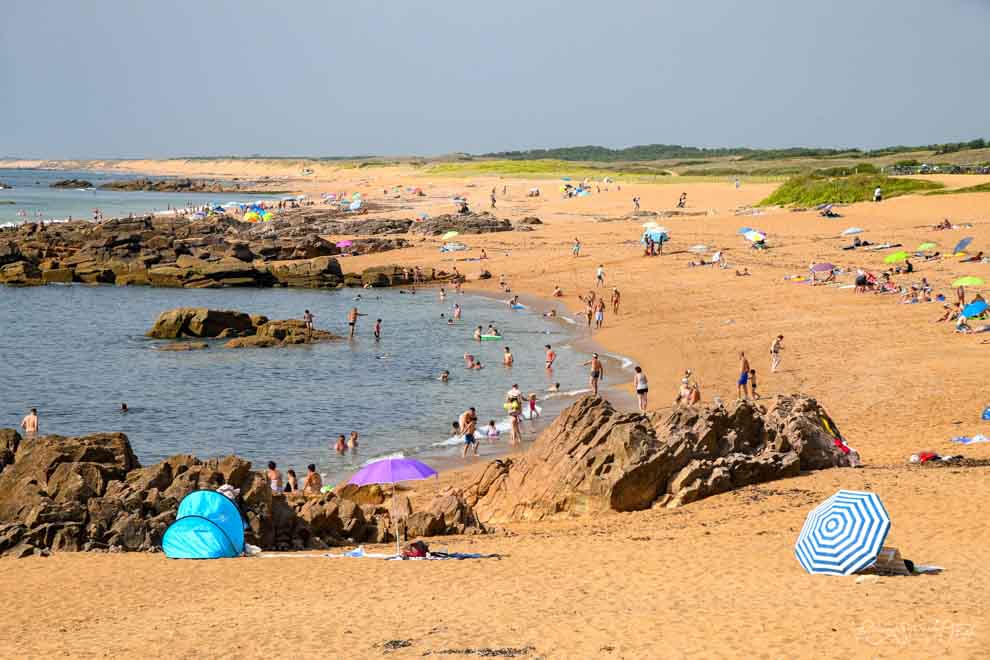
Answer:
953;276;984;288
883;251;909;264
642;229;668;243
336;240;353;248
810;263;836;273
349;457;438;555
441;230;460;241
917;242;937;251
953;237;974;254
794;489;891;576
737;227;753;235
962;300;988;317
841;227;864;236
743;230;765;242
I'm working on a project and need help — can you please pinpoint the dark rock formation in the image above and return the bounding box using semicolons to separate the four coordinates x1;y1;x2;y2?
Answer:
99;178;276;194
411;212;513;236
50;179;94;188
460;395;855;523
0;431;484;557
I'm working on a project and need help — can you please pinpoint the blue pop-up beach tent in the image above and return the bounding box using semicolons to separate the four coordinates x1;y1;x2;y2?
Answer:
162;490;245;559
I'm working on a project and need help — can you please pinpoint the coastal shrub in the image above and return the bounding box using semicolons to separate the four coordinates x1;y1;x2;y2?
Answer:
758;173;942;206
815;163;880;177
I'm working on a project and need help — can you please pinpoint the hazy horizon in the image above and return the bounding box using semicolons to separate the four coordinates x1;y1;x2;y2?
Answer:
3;0;989;159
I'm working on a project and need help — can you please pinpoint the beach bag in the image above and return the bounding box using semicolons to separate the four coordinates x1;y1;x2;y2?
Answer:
402;541;429;558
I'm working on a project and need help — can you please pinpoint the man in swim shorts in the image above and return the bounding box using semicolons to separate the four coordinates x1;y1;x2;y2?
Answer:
503;346;513;367
347;307;366;339
460;407;478;458
738;352;751;399
583;354;605;396
545;344;556;370
770;335;784;372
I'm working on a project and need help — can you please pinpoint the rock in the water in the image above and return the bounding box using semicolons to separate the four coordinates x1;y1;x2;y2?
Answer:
462;395;854;523
50;179;94;189
147;307;255;338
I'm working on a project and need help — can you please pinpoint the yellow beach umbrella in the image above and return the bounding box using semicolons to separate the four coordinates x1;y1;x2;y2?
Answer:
441;231;459;241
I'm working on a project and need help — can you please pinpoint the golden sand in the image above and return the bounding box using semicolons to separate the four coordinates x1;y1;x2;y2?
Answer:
1;162;989;658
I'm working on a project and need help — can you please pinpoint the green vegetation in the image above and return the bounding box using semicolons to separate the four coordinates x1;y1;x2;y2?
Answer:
758;173;942;207
678;166;806;177
420;159;673;180
815;163;880;177
926;182;990;196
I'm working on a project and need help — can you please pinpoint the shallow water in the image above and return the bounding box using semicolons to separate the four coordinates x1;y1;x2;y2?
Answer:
0;168;280;224
0;285;594;483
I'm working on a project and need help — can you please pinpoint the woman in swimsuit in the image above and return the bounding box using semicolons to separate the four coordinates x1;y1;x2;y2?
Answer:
633;366;649;412
266;461;283;494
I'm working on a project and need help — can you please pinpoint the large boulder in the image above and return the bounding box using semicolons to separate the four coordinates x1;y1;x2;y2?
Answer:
463;395;853;523
268;256;343;288
147;307;255;338
411;212;513;236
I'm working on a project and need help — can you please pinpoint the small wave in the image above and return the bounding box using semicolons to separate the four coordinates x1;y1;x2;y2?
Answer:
559;316;577;325
600;351;635;370
361;451;406;466
544;388;591;399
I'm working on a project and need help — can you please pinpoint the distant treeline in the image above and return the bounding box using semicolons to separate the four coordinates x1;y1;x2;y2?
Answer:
481;139;988;162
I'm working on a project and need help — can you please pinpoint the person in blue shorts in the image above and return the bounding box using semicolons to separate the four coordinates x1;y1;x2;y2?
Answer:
459;406;478;458
737;352;751;399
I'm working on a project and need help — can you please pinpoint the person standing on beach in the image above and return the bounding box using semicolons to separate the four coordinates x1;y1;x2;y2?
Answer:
737;352;751;399
594;298;606;329
611;288;621;315
503;346;514;367
633;366;649;412
583;353;605;396
490;190;497;209
596;264;605;288
20;408;38;437
545;344;556;370
460;407;478;458
347;307;366;339
633;196;641;211
770;335;784;372
572;238;581;257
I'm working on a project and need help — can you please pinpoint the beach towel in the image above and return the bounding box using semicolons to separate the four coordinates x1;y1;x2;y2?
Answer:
951;434;990;445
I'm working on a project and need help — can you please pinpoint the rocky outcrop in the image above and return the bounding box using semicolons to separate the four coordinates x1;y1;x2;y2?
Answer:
411;212;513;236
461;395;855;523
147;307;339;348
0;431;484;557
50;179;93;189
98;178;278;194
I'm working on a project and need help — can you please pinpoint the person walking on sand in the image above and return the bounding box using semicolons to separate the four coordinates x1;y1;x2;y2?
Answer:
737;352;751;399
20;408;38;437
594;298;606;329
545;344;556;370
611;287;621;315
572;237;581;257
633;196;641;211
460;406;478;458
347;307;366;339
583;353;605;396
490;190;497;209
595;264;605;287
503;346;514;367
633;366;649;412
770;335;784;372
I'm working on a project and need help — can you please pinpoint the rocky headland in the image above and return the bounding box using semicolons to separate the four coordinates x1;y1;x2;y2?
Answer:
98;177;285;194
0;211;520;288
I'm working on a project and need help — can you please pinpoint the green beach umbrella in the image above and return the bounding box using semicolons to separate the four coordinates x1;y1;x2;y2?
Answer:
883;251;910;264
917;242;937;251
953;276;985;288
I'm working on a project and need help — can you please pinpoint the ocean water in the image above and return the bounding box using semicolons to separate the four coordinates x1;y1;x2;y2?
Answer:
0;168;280;225
0;285;598;483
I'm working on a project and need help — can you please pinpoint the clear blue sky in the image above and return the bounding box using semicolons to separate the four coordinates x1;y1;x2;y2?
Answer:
2;0;988;158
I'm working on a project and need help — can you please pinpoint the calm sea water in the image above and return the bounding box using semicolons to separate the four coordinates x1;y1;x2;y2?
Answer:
0;285;598;482
0;168;280;224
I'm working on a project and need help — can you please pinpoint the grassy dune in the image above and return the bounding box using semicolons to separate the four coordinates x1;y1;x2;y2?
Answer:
925;182;990;196
758;173;942;206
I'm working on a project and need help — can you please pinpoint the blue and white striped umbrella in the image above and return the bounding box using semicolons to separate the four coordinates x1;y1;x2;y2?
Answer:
795;490;891;575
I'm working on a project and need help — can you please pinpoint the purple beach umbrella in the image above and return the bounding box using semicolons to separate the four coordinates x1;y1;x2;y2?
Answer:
810;263;836;273
349;457;438;555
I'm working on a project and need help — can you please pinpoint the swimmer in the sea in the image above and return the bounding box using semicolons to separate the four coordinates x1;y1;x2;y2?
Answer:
440;370;450;382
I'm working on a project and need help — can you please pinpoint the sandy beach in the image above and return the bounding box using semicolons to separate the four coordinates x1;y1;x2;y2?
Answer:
2;162;990;658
